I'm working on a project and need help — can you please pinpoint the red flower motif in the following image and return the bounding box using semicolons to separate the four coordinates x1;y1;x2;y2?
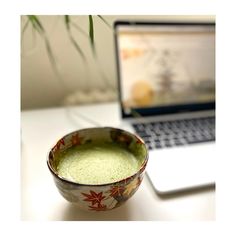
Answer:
136;138;144;145
89;204;107;211
108;185;125;197
136;176;142;187
140;162;147;173
117;133;132;145
124;176;132;184
123;177;141;196
81;190;106;206
53;138;65;152
70;133;83;146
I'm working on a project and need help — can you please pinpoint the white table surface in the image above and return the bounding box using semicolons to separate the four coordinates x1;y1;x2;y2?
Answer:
21;102;215;221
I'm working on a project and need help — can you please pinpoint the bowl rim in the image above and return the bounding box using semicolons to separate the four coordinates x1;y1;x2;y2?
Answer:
46;126;149;187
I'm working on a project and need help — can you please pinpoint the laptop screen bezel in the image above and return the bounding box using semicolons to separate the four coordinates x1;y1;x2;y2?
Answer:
114;20;215;118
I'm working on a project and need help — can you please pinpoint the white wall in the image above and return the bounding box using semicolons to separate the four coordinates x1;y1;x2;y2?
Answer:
21;15;214;110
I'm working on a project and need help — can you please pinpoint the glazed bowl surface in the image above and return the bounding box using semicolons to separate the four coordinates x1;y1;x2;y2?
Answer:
47;127;148;211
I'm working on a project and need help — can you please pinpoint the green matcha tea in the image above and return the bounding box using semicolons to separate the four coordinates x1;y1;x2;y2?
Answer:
57;143;140;185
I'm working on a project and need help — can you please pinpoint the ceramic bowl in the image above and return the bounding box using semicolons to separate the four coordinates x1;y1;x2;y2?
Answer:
47;127;148;211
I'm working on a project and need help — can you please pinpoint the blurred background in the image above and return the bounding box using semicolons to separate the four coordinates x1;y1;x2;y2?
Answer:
21;15;214;110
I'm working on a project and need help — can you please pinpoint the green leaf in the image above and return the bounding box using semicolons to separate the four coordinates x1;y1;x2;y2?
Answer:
69;33;86;61
71;22;88;38
130;109;142;118
27;15;45;34
64;15;70;30
64;15;86;61
44;37;57;67
21;18;30;36
97;15;112;29
26;15;59;76
88;15;95;54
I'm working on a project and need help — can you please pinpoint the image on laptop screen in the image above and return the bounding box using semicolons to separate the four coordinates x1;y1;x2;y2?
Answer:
115;22;215;116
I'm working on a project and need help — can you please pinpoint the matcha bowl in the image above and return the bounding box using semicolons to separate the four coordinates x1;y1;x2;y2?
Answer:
47;127;148;211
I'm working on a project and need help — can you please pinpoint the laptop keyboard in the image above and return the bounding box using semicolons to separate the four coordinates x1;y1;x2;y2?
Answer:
132;116;215;150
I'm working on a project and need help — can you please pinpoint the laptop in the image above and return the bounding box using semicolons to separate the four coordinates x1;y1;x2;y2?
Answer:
114;20;215;194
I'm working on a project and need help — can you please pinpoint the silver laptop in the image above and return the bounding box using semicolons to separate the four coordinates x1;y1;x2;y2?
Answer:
114;20;215;194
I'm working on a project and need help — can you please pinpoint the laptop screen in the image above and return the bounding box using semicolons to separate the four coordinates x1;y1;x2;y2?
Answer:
114;21;215;118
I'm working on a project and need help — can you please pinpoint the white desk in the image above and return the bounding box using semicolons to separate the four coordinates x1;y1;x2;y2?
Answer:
21;102;215;220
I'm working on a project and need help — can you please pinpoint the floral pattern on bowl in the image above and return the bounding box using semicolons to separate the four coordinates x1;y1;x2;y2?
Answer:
47;127;148;211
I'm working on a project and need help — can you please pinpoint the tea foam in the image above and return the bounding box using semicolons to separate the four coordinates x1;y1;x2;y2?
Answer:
57;143;140;185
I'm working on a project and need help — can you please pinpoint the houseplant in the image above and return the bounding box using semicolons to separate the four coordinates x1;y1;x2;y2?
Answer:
21;15;117;106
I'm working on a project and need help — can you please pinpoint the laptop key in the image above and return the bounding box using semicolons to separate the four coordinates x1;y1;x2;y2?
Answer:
173;138;185;146
155;142;163;148
154;139;161;144
153;132;162;137
142;139;151;144
165;142;172;147
133;124;145;132
187;137;215;144
147;144;153;150
136;132;151;138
